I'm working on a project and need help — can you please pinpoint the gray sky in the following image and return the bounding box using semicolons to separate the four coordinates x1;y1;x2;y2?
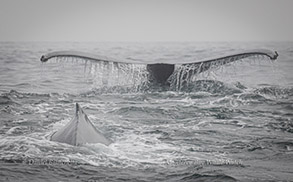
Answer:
0;0;292;41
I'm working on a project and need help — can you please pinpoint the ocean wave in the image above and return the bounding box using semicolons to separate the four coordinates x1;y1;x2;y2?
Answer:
180;172;237;182
254;86;293;99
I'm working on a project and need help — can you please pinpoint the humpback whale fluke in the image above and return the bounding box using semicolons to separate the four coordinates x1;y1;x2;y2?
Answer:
40;49;278;85
50;103;111;146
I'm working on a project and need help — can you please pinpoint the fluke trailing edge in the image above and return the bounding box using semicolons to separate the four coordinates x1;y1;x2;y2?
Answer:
50;103;111;146
41;49;278;85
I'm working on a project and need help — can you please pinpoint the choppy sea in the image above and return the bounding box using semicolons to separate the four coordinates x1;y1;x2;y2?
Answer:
0;42;292;182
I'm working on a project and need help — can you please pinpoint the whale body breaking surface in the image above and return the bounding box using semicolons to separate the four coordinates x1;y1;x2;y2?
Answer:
50;103;111;146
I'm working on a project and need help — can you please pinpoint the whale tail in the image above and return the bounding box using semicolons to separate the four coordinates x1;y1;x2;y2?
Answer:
50;103;111;146
40;49;279;88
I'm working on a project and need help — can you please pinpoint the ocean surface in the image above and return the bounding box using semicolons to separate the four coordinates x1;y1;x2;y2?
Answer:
0;42;292;182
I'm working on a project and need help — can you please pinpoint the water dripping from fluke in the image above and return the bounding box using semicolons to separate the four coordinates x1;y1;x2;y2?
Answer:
40;49;278;93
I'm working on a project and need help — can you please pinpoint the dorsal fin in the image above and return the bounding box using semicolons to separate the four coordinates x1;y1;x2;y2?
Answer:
51;103;111;146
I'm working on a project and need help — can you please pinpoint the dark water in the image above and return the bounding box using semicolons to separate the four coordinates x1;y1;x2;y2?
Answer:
0;42;292;181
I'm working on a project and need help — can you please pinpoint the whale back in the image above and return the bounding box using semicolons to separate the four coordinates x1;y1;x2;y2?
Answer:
51;103;111;146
